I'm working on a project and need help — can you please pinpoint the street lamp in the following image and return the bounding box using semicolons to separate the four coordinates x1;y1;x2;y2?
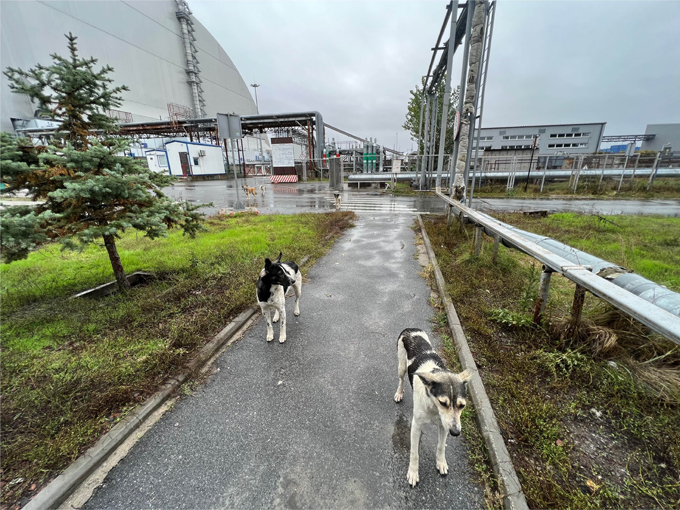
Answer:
250;83;265;174
250;83;260;113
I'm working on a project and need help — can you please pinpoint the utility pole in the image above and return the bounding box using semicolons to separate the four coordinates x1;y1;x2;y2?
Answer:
250;83;265;173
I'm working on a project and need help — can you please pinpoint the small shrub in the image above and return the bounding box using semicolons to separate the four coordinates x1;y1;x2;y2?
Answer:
489;308;533;329
532;349;591;378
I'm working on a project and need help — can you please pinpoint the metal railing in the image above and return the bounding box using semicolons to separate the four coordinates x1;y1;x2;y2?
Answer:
435;191;680;345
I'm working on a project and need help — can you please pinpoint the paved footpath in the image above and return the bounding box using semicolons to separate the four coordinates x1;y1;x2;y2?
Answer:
84;214;482;509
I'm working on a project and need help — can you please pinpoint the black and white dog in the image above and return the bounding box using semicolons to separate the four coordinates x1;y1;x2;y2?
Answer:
393;328;472;487
256;252;302;343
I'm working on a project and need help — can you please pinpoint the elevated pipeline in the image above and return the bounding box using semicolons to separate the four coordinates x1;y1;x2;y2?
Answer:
347;168;680;182
474;211;680;317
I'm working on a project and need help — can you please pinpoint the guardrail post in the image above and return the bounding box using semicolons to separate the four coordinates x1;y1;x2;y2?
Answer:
492;234;500;264
474;226;483;257
459;211;465;234
567;284;587;337
533;267;553;324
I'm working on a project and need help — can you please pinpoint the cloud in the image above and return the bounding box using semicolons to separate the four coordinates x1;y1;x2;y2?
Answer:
190;0;680;152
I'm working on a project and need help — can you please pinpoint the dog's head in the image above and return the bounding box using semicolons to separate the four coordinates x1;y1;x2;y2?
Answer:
263;252;295;287
417;369;472;436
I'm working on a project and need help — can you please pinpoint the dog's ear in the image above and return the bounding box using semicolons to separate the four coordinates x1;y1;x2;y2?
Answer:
416;372;436;389
275;252;282;263
458;369;473;382
264;258;272;272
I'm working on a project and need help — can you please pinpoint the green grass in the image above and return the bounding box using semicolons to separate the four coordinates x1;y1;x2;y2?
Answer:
471;177;680;199
0;211;355;507
497;212;680;293
421;214;680;509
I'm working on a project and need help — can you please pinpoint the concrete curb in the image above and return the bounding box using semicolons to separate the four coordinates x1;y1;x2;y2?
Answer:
24;306;259;510
416;214;528;510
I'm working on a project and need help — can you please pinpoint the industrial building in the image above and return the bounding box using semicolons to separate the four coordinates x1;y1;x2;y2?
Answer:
1;0;257;133
641;124;680;152
477;122;606;155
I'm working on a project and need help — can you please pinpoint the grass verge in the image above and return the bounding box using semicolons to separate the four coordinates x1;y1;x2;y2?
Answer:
471;177;680;199
421;213;680;509
0;211;355;509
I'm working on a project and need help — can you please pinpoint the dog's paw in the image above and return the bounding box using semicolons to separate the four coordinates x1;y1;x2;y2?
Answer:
266;332;274;342
279;337;286;344
272;315;280;323
394;391;404;403
407;468;419;487
294;311;300;317
436;458;448;476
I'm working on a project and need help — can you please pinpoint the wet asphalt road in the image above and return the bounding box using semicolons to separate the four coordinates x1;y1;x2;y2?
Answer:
84;214;482;509
162;178;680;217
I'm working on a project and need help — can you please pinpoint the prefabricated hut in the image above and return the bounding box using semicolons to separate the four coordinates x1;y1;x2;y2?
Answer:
146;141;225;177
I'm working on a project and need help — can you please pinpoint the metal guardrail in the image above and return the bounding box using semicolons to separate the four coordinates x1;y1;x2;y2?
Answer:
435;191;680;345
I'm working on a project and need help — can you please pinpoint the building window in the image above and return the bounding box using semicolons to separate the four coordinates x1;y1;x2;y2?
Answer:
193;157;200;166
501;144;530;150
157;154;168;167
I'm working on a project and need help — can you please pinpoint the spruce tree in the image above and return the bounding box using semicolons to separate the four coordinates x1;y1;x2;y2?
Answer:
1;33;204;290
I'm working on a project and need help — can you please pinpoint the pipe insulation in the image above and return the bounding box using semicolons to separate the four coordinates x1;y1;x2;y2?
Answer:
475;211;680;317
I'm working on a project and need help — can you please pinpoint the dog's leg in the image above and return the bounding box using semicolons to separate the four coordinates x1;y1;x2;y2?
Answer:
293;276;302;317
394;339;407;402
278;306;287;343
407;419;422;486
272;309;280;323
436;422;449;475
263;309;274;342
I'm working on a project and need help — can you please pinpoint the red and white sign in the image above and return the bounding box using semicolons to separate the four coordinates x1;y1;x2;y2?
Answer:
270;175;298;183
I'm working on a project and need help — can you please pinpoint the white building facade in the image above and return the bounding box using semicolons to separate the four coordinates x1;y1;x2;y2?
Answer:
146;141;226;177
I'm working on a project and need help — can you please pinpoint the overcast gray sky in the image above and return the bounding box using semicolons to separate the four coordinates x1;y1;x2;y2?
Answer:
190;1;680;151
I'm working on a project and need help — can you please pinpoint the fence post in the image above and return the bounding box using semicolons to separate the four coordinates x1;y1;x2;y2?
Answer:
540;156;549;193
572;155;583;192
474;226;483;257
631;153;640;180
597;154;609;192
492;234;500;264
617;153;630;193
647;152;662;190
533;267;553;324
566;284;587;338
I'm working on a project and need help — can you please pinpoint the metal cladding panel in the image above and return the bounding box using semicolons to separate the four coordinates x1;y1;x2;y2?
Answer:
642;124;680;152
1;0;256;132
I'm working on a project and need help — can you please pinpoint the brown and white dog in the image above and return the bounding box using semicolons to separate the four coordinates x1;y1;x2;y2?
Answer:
260;185;266;196
394;328;472;487
243;185;257;198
